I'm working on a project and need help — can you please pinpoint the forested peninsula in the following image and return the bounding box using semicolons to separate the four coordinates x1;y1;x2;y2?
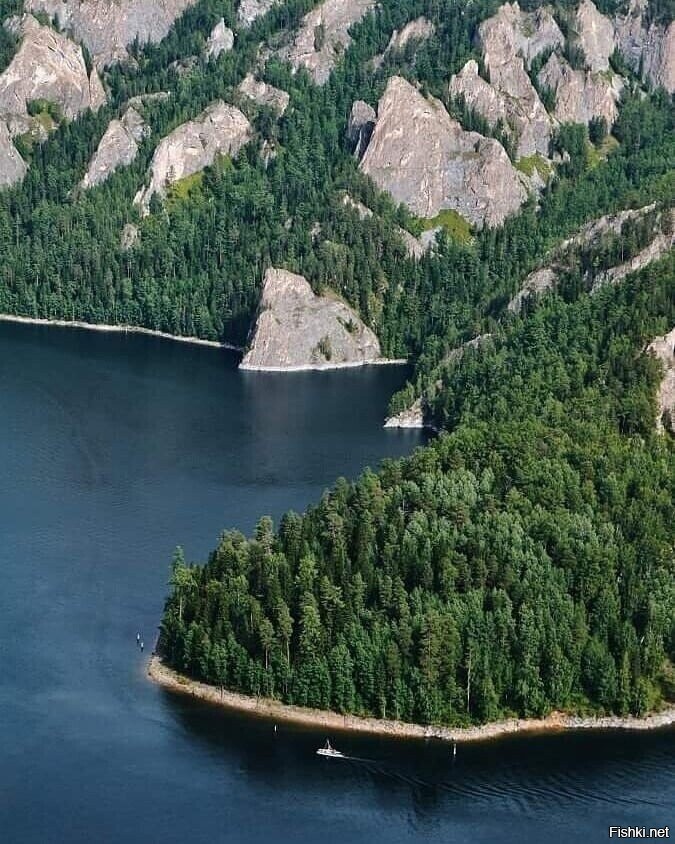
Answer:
0;0;672;734
157;256;675;730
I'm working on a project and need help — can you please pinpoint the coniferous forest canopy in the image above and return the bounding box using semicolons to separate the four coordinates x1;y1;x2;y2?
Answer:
0;0;673;725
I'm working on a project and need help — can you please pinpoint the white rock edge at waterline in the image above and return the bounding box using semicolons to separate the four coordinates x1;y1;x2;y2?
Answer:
239;358;407;372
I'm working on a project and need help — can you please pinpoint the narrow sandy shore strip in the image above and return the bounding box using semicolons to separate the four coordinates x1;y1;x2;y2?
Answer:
148;655;675;743
0;314;242;351
239;358;408;372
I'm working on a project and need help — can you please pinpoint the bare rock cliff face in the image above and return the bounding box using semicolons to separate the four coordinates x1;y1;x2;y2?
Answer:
385;16;435;53
384;397;426;429
538;53;622;126
81;107;148;189
647;327;675;432
241;268;383;370
346;99;376;157
0;15;105;121
0;119;27;187
360;76;527;228
238;74;289;114
574;0;615;72
134;101;251;214
614;0;674;93
205;19;234;60
279;0;375;85
478;2;564;70
26;0;198;68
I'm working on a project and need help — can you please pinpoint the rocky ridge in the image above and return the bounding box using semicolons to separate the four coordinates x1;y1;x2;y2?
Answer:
538;52;623;126
240;267;383;370
647;327;675;432
0;15;105;122
237;0;276;27
508;205;673;310
81;107;148;189
359;76;527;227
614;0;674;92
134;101;251;214
25;0;198;68
279;0;375;85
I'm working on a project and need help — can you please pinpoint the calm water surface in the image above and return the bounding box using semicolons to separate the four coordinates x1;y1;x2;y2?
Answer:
0;322;672;844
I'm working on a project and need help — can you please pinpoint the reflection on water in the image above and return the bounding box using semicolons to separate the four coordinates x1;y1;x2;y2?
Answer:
0;321;671;844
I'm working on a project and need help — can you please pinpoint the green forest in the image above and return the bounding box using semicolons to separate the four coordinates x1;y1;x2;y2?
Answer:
160;255;674;725
0;0;673;726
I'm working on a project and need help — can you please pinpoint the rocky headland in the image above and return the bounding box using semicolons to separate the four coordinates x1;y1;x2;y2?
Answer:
240;267;386;370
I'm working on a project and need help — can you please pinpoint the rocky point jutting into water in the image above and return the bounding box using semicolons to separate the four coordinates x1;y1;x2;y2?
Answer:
134;101;251;214
240;268;383;370
360;76;527;227
279;0;375;84
80;107;149;189
25;0;198;68
0;15;105;122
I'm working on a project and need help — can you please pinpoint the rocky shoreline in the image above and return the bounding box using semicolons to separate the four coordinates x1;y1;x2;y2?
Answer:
0;314;242;351
240;358;407;372
148;655;675;743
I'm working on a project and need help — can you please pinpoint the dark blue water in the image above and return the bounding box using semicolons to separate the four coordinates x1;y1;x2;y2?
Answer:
0;322;672;843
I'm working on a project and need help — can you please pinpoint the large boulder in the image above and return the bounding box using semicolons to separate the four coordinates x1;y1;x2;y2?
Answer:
614;0;674;93
0;15;105;121
240;268;383;370
279;0;375;85
574;0;615;72
359;76;527;228
238;74;289;114
0;120;27;187
81;107;148;189
538;53;622;126
134;101;251;214
26;0;198;68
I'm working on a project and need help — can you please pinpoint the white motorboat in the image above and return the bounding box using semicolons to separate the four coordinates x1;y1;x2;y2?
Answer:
316;740;344;758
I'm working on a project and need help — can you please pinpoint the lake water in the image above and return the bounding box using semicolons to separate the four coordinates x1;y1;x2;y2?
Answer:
0;322;672;843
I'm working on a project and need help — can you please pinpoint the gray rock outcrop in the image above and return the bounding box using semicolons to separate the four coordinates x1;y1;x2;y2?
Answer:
238;74;289;114
81;107;148;189
591;229;675;291
240;267;383;370
134;101;251;214
120;222;139;249
0;15;105;121
614;0;674;93
384;397;427;428
279;0;375;85
574;0;615;72
538;53;622;126
346;99;376;157
507;267;557;312
26;0;198;68
359;76;527;228
478;2;564;69
237;0;275;27
449;57;552;158
647;327;675;432
205;18;234;60
385;16;435;54
0;119;27;187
